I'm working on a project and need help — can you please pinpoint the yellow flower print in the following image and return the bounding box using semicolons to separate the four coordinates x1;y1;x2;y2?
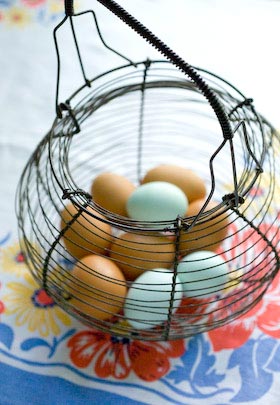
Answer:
4;272;72;337
223;269;244;294
0;241;30;278
6;7;31;27
273;129;280;157
49;0;65;14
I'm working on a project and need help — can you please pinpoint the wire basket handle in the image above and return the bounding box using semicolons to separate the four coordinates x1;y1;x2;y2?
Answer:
57;0;233;141
54;0;135;117
95;0;234;141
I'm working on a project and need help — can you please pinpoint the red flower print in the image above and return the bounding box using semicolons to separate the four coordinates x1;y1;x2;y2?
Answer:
175;296;211;332
208;222;280;351
207;300;262;351
21;0;47;7
248;186;265;198
15;251;25;263
67;330;185;381
0;282;4;314
31;288;56;308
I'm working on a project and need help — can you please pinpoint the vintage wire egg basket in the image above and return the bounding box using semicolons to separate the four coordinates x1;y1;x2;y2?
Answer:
16;0;280;341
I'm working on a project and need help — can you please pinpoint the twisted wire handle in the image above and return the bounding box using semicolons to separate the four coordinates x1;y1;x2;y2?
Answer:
64;0;74;16
94;0;234;141
63;0;233;139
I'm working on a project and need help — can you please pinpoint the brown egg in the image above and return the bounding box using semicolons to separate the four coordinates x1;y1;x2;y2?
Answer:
60;203;112;259
91;172;136;216
141;164;206;203
179;199;229;254
109;232;175;280
66;255;127;321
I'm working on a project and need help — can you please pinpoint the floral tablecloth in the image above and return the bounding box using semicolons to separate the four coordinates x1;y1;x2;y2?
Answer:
1;1;280;404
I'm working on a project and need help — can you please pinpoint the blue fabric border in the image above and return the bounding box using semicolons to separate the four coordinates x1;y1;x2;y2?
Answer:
0;362;146;405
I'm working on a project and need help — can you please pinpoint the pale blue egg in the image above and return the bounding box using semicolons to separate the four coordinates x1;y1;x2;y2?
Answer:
126;181;188;222
177;251;229;298
124;269;183;330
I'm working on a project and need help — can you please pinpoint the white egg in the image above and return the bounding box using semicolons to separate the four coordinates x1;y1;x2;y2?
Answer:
177;251;229;298
126;181;188;222
124;269;183;330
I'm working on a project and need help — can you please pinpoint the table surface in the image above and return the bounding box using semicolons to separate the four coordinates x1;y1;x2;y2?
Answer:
1;1;280;404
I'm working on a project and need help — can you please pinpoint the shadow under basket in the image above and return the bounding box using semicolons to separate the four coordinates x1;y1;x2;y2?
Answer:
16;60;280;341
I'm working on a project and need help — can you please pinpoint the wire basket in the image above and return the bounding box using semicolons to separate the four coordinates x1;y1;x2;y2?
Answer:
16;0;280;341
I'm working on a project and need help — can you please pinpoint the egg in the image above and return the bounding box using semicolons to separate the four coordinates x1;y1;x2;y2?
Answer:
109;232;176;280
179;199;229;253
177;251;229;298
66;255;127;321
91;172;136;216
142;164;206;203
124;269;183;330
60;203;113;259
126;181;188;222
